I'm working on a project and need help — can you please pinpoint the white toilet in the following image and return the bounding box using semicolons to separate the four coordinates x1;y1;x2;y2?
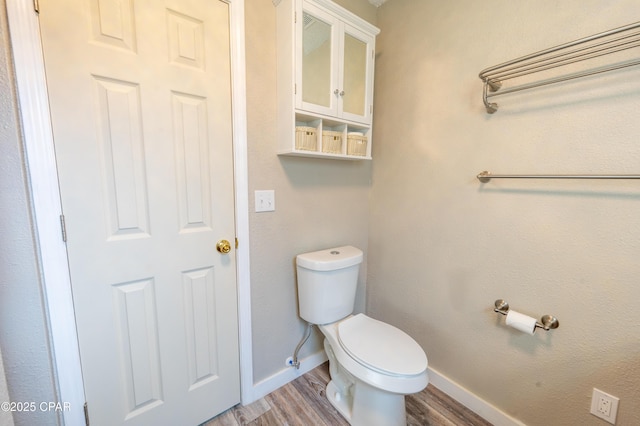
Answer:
296;245;428;426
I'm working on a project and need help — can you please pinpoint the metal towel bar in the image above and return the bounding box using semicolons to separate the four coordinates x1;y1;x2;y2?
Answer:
479;21;640;113
477;171;640;183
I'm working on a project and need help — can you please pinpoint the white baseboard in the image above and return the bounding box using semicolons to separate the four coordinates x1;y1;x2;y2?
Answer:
427;366;526;426
250;350;328;403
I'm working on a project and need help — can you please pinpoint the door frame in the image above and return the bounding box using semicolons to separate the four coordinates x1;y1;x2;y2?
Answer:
6;1;254;424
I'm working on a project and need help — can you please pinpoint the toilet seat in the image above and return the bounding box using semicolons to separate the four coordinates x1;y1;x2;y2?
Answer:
338;314;427;377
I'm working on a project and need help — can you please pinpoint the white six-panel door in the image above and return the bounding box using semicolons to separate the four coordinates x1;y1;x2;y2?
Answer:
38;0;240;424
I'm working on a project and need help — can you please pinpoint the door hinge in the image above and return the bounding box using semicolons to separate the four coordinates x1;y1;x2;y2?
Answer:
294;83;297;95
294;9;297;24
235;237;239;249
59;214;67;242
33;0;39;13
84;402;90;426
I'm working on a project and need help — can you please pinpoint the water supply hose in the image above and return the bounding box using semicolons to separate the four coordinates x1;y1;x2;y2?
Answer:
292;322;314;369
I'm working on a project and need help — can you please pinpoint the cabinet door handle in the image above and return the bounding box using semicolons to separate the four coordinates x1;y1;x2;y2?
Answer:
339;90;345;96
334;89;339;95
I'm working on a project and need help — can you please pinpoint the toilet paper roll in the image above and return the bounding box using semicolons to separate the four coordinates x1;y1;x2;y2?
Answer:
505;310;537;335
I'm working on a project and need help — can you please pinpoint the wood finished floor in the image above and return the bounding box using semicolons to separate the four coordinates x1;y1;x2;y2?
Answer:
202;363;493;426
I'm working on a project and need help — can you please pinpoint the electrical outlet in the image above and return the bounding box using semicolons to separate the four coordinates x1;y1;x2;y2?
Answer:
590;388;619;424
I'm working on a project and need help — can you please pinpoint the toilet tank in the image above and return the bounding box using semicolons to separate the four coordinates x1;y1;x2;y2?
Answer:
296;246;363;325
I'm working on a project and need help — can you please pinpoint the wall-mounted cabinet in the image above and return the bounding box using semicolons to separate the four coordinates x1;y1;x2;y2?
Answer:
275;0;380;160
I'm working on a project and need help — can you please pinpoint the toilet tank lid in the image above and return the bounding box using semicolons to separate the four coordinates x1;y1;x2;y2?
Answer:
296;246;363;271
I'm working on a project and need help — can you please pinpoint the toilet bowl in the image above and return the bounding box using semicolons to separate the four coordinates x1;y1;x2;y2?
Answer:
296;246;429;426
319;314;428;426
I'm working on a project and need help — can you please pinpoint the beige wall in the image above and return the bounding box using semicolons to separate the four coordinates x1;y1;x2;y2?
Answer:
245;0;377;383
9;1;640;425
370;1;640;425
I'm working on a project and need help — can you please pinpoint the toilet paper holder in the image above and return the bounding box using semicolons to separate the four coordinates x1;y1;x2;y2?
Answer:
494;299;559;331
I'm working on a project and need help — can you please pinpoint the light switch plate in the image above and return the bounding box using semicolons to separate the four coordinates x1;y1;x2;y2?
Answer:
255;190;275;212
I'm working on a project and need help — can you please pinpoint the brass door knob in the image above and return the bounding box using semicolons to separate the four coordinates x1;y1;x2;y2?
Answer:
216;239;231;254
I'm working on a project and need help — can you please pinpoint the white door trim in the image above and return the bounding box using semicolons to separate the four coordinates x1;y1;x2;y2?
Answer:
226;0;256;408
5;2;253;425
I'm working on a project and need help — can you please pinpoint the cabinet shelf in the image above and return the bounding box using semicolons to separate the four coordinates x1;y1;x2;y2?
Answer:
278;110;371;160
278;149;371;160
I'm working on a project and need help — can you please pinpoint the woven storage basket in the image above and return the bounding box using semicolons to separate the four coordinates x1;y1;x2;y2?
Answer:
322;130;343;154
347;133;368;156
295;126;317;151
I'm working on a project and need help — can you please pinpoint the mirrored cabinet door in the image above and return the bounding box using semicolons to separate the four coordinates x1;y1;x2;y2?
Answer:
299;5;338;116
302;12;332;108
340;26;373;123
